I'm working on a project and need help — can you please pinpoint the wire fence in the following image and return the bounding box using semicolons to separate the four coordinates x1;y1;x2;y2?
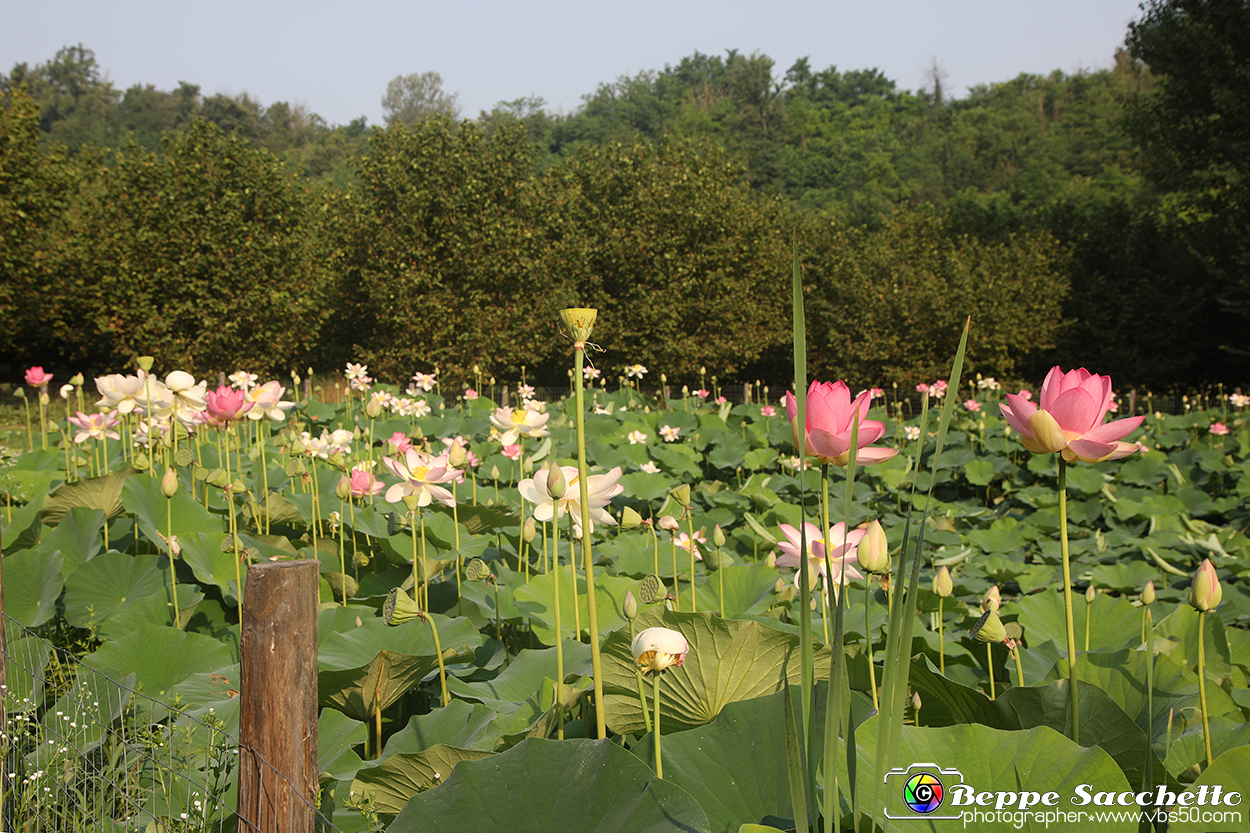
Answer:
0;613;338;833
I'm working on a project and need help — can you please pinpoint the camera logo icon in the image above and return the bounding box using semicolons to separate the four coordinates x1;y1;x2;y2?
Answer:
883;762;964;820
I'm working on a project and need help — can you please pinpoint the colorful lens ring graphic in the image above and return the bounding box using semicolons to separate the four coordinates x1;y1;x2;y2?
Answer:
902;772;944;814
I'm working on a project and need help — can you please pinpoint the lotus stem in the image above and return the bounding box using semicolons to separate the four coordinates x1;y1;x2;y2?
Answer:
630;621;652;734
1197;609;1213;767
423;610;450;708
686;514;697;613
653;672;663;779
338;499;348;606
987;642;995;700
22;395;33;451
938;598;946;675
166;493;181;629
1057;457;1080;740
552;513;564;740
1012;646;1025;688
866;577;879;710
573;340;606;739
670;536;680;611
568;513;581;637
717;546;725;617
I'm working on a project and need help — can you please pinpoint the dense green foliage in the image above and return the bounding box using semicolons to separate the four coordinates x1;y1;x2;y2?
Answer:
3;0;1248;388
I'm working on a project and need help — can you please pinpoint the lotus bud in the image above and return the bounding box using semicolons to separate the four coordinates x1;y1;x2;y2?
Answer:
560;308;598;343
857;520;890;575
466;558;490;582
1141;580;1156;606
523;517;536;543
972;609;1006;643
713;524;727;548
545;463;567;500
774;577;787;595
623;589;639;620
39;391;49;406
657;515;680;533
402;494;420;512
137;356;154;372
69;373;84;386
292;370;301;386
933;566;953;598
621;506;642;530
669;483;690;508
1085;585;1096;605
912;691;922;712
766;552;777;568
1188;558;1223;612
335;476;352;501
161;467;179;498
382;588;423;626
364;397;383;419
490;464;501;481
981;585;1001;612
661;373;667;383
448;442;468;468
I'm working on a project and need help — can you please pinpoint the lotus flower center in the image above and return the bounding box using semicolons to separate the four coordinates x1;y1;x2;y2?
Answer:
412;466;429;481
510;411;528;424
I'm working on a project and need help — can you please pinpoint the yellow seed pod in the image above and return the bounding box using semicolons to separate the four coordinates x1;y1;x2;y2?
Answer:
560;308;598;343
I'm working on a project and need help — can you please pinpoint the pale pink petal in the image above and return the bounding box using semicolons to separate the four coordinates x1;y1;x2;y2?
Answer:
855;420;886;447
1000;394;1037;436
1081;415;1145;444
1066;436;1117;462
808;428;849;461
1049;387;1100;434
855;446;899;465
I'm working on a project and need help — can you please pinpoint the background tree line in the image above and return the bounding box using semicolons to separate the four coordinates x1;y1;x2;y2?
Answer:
2;0;1246;390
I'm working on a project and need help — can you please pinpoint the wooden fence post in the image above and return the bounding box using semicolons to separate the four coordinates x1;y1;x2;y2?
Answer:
237;560;319;833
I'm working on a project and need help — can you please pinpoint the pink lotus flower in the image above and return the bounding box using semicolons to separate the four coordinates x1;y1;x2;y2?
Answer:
68;410;120;444
714;395;728;405
627;430;648;445
382;449;460;507
915;383;930;394
659;425;681;442
25;366;53;388
389;432;414;454
489;405;550;445
344;466;384;499
760;405;777;417
205;385;254;422
693;389;710;400
784;380;898;466
1017;389;1033;401
463;388;479;401
964;399;981;412
774;521;865;591
999;367;1143;463
501;443;522;460
1210;422;1230;436
674;529;707;560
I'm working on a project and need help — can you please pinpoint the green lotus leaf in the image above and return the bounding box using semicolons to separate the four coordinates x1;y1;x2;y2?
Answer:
514;565;636;644
319;707;368;782
2;545;64;627
1016;589;1143;654
387;738;710;833
601;609;832;734
445;642;593;713
351;744;495;815
122;470;223;544
1168;745;1250;832
41;468;135;526
41;506;105;578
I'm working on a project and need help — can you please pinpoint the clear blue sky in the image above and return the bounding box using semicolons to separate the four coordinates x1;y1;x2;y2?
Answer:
5;0;1148;127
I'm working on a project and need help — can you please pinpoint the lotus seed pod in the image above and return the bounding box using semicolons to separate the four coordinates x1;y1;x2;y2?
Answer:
623;589;639;620
857;520;890;575
545;463;567;500
69;373;84;386
1003;621;1024;642
1141;580;1156;605
713;524;727;548
137;356;154;372
621;506;643;530
981;585;1002;612
933;566;953;598
669;483;691;508
335;476;352;501
1189;558;1223;612
161;467;179;498
402;494;420;512
657;515;680;533
638;574;666;604
13;388;25;399
523;517;536;543
560;308;598;343
382;587;422;626
972;609;1006;643
466;558;490;582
